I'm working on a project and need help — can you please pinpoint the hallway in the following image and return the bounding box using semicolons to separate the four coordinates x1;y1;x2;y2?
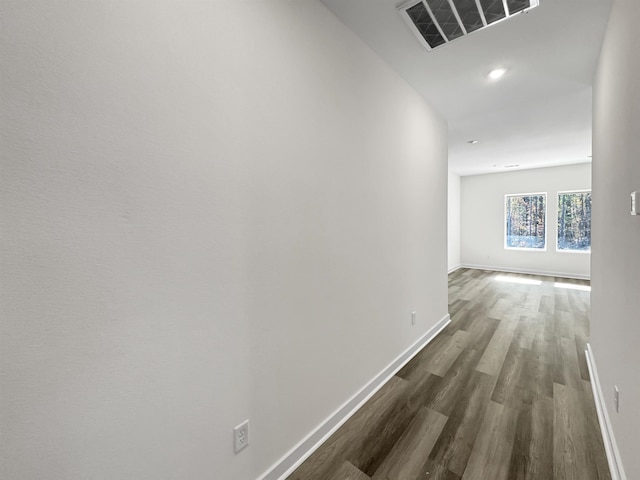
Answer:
288;269;610;480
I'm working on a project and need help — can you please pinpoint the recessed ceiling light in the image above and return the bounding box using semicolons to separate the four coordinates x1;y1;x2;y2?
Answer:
488;68;507;80
467;140;479;144
504;164;520;168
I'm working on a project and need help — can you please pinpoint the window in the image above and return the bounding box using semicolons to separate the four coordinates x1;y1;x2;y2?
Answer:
505;193;546;249
557;191;591;252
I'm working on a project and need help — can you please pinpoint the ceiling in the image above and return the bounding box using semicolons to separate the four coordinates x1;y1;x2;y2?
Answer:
320;0;612;176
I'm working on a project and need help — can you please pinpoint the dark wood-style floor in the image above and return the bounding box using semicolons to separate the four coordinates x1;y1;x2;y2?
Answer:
287;268;611;480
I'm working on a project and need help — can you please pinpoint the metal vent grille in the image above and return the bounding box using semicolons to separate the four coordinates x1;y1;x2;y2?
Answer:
399;0;539;51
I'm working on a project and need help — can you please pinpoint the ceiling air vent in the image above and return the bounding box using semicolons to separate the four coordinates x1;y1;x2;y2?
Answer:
399;0;539;51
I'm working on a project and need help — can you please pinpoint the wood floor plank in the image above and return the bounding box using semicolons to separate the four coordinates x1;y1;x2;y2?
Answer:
429;371;496;476
553;382;599;480
286;269;610;480
331;461;371;480
538;295;554;314
506;395;554;480
555;310;575;339
567;289;588;316
288;376;409;480
462;401;518;480
476;316;518;376
396;332;451;380
491;340;530;406
514;313;537;350
371;407;448;480
574;334;591;382
553;336;583;389
572;309;590;339
528;396;554;480
580;380;612;480
423;348;481;417
350;369;443;476
521;396;554;479
448;299;468;319
487;297;512;319
449;302;484;331
420;460;461;480
422;330;469;376
554;291;571;312
524;290;542;314
465;316;501;355
527;330;555;399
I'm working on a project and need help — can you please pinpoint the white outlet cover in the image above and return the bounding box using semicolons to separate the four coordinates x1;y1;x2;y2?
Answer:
234;420;249;453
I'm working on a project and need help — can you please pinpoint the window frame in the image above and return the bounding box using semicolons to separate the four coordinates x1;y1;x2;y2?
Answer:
556;189;592;254
504;192;548;252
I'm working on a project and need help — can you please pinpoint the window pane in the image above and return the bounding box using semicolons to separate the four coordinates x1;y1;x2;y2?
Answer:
557;192;591;251
505;194;546;249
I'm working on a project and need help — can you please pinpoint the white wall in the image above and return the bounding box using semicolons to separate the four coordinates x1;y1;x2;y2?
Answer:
592;0;640;477
0;1;448;479
460;163;592;279
448;172;461;272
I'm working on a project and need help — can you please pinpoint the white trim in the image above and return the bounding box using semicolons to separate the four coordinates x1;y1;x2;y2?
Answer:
557;188;592;194
448;264;462;274
257;314;451;480
585;344;627;480
503;247;548;252
460;264;590;280
555;249;591;255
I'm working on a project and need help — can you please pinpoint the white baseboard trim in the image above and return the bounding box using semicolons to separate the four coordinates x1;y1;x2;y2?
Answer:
448;265;462;274
257;313;451;480
585;343;627;480
461;263;590;281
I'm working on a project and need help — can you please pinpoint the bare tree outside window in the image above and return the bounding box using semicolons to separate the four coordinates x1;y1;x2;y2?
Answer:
505;193;547;249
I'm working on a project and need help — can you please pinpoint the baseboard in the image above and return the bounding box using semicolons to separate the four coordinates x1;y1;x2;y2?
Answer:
461;263;590;281
585;343;627;480
448;264;462;274
257;313;451;480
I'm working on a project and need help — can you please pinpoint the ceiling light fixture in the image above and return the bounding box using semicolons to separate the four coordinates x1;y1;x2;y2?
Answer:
467;140;479;144
488;68;507;80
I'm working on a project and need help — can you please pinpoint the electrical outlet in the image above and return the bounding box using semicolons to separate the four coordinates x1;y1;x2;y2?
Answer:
234;420;249;453
614;386;620;413
411;311;416;325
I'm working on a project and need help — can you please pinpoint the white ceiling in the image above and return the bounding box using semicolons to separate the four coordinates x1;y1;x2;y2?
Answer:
320;0;612;176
